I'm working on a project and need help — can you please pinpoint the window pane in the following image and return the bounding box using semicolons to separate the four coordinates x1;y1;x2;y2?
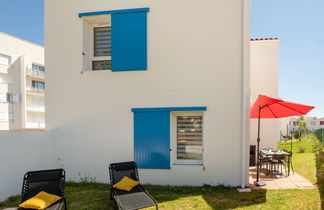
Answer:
32;64;38;70
0;54;10;66
94;27;111;57
32;64;45;72
177;116;203;160
6;93;11;102
92;60;111;70
38;82;45;89
32;81;45;89
39;66;45;72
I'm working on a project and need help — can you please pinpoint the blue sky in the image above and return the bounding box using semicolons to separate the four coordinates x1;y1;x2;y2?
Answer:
0;0;323;116
252;0;324;117
0;0;43;45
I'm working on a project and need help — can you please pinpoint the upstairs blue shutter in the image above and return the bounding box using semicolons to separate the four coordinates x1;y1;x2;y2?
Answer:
134;111;170;169
111;11;148;71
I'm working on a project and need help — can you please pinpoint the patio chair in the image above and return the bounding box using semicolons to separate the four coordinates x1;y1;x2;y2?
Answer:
259;152;271;175
18;169;67;210
271;154;287;177
109;161;158;210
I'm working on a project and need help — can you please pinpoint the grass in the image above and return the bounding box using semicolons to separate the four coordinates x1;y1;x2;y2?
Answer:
278;136;317;153
292;153;317;183
278;135;323;208
278;135;322;184
0;183;321;210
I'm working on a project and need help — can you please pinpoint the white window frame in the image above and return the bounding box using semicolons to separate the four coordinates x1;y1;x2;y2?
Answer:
171;111;204;165
90;24;111;70
0;53;11;66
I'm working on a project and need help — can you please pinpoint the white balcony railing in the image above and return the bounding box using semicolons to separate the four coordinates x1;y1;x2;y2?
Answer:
26;69;45;79
26;122;45;128
26;105;45;112
26;87;45;95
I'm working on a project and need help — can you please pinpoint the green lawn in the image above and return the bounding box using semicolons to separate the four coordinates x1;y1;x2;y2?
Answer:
278;136;322;184
278;136;323;208
0;183;321;210
278;138;316;153
292;153;317;183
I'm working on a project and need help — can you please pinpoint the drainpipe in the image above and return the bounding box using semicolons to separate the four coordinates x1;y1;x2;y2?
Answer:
241;0;251;189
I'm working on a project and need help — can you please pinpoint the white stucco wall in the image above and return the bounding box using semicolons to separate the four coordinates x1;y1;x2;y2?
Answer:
250;39;280;149
280;117;290;136
0;131;55;202
45;0;248;186
0;33;44;67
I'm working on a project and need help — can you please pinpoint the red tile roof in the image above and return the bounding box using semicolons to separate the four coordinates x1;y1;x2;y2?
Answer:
250;38;279;41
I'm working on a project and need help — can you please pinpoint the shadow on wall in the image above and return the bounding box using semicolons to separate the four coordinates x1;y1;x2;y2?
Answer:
316;151;324;209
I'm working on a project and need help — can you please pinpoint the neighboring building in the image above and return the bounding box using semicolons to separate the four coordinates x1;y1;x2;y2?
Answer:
250;38;280;150
288;116;324;132
44;0;251;187
0;32;45;130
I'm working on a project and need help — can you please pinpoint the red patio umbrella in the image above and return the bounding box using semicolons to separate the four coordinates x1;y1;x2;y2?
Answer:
250;95;314;186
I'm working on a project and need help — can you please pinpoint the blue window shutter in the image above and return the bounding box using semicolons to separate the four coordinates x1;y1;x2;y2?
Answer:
134;111;170;169
111;11;147;71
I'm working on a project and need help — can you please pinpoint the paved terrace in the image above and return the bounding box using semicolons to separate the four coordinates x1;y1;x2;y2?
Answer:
249;167;315;190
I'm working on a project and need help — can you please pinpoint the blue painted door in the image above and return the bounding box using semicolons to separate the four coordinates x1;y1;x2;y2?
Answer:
111;11;147;71
134;111;170;169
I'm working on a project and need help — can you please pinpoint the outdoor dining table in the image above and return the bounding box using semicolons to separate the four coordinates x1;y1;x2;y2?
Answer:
260;150;292;176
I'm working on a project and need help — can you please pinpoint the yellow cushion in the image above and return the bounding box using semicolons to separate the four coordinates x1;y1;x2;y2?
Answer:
113;176;139;191
19;191;62;210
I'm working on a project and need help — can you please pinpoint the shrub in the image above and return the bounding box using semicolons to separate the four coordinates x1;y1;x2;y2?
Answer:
312;141;323;153
78;172;96;183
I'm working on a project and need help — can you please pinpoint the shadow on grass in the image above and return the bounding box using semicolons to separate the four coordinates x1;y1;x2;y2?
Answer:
146;185;267;209
315;151;324;209
0;183;267;210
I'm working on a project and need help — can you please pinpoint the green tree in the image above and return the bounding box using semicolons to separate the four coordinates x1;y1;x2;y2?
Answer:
297;115;307;139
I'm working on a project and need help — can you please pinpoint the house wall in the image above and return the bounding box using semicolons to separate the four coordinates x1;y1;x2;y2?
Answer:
250;39;280;149
45;0;247;186
0;131;56;202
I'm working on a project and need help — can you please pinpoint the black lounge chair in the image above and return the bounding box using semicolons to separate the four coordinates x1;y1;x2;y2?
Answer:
18;169;67;210
109;161;158;210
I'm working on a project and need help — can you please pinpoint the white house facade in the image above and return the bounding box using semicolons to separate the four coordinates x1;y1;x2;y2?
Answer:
0;32;45;130
250;38;280;151
45;0;250;187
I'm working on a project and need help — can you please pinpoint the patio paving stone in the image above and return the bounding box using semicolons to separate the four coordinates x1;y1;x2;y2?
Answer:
249;167;315;190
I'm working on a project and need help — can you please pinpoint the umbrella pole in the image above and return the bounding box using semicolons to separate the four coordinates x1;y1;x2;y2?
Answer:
255;106;266;186
291;128;294;154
